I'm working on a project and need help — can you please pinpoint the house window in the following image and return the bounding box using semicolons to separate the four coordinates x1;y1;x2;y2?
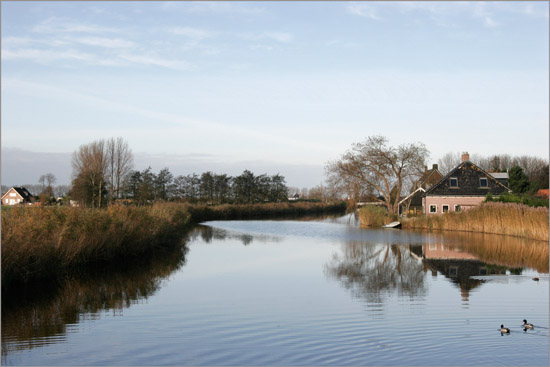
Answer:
9;193;16;197
442;205;449;213
429;243;437;251
479;267;488;275
454;205;461;212
449;266;458;277
449;177;458;188
429;204;437;213
479;177;488;188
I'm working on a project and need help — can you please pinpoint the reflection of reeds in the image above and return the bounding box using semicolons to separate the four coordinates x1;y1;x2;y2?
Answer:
1;244;187;355
403;202;549;241
438;231;549;273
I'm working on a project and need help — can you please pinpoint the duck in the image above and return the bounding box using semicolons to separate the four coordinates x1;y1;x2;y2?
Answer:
532;277;540;281
500;325;510;334
523;319;534;329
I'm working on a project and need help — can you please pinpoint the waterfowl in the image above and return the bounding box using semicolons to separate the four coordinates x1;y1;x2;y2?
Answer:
500;325;510;334
523;320;534;329
532;277;540;281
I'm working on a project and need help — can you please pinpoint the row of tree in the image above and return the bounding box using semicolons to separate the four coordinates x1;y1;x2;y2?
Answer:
70;138;289;207
122;168;288;204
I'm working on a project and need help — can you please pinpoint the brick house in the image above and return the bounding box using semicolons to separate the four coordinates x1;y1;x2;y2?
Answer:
422;153;510;215
1;187;33;206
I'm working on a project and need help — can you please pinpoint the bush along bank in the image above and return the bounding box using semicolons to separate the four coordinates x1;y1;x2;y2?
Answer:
401;202;549;242
1;201;347;289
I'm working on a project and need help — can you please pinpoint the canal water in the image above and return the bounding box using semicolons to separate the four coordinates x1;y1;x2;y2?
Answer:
2;214;549;366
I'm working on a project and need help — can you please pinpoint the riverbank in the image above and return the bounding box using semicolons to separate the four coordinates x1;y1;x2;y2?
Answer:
1;201;346;289
401;202;549;241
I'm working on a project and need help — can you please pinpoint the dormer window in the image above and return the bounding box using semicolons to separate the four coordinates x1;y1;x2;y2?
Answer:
449;177;458;188
479;177;488;188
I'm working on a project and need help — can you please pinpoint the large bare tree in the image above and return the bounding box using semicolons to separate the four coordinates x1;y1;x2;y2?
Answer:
72;140;109;208
326;135;429;214
106;137;134;201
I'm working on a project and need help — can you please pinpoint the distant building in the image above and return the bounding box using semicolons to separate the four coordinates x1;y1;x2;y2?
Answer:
288;193;300;201
423;152;510;215
488;172;509;187
399;164;443;216
1;187;33;206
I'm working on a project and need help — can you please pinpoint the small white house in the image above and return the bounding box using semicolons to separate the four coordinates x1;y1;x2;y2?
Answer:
1;187;33;205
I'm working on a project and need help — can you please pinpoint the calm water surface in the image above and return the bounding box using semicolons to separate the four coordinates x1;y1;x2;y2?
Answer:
2;214;549;366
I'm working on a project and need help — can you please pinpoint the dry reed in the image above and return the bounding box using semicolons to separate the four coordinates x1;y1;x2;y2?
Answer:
403;202;549;241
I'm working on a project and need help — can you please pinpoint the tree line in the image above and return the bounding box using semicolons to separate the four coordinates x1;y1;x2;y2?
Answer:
70;138;289;207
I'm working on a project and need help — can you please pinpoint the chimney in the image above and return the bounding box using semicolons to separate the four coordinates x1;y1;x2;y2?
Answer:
432;164;438;171
461;152;470;162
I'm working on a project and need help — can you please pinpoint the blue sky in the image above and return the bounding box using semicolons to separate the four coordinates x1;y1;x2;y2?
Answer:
2;1;549;188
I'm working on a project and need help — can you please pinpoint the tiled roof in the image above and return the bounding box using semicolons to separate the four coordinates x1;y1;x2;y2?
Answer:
424;161;510;197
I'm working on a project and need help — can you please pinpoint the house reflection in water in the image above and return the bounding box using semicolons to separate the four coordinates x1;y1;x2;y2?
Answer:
409;240;513;304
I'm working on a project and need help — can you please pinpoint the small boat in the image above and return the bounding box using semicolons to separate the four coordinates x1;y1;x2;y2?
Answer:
382;221;401;229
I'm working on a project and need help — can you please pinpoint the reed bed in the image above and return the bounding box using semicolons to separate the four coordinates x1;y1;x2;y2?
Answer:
402;202;549;241
358;206;397;227
1;203;192;288
1;201;346;289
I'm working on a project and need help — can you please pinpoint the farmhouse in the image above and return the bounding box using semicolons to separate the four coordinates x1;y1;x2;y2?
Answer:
398;164;443;216
2;187;33;206
422;153;510;215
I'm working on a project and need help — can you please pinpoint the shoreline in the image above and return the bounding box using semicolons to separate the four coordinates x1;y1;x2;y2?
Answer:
1;201;346;290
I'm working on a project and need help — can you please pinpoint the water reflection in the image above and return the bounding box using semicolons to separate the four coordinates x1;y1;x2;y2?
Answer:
433;231;549;273
325;230;548;305
189;225;283;246
1;243;188;358
325;243;427;303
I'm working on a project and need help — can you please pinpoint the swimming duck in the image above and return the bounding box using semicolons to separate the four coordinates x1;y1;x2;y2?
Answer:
500;325;510;334
523;320;534;329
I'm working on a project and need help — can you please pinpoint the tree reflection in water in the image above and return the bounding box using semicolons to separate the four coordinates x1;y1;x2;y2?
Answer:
325;242;427;304
1;242;188;357
188;225;283;246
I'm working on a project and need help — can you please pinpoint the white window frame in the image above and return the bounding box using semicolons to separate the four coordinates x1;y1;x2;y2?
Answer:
479;177;488;188
442;205;449;213
429;204;437;213
449;177;458;188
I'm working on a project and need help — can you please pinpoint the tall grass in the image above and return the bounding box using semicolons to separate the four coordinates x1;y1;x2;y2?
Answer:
402;202;549;241
358;206;397;227
1;201;346;289
1;203;192;288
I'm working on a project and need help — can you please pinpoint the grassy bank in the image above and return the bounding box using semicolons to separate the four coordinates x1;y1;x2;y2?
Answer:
358;205;397;227
1;201;346;289
402;202;549;241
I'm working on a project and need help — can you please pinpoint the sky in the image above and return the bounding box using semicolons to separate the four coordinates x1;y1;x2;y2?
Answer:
1;1;549;188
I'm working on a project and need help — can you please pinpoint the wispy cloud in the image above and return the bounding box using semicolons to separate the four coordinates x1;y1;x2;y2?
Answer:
346;3;380;20
239;32;293;43
346;1;549;28
70;36;136;49
162;1;264;15
32;17;120;34
118;53;190;70
169;27;217;40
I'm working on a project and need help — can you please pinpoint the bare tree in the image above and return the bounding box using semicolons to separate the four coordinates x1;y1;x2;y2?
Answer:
326;135;429;214
107;137;134;201
437;152;461;175
72;140;109;208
